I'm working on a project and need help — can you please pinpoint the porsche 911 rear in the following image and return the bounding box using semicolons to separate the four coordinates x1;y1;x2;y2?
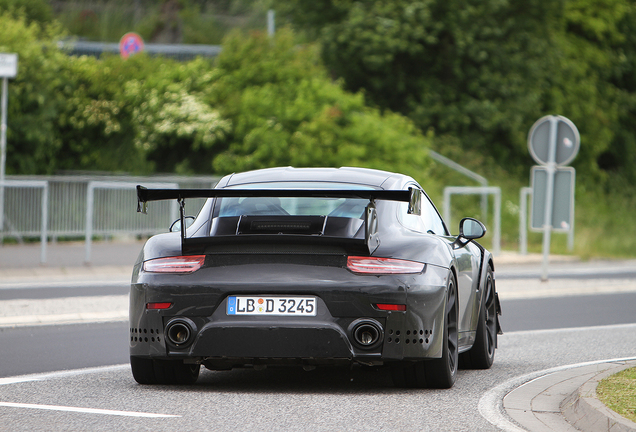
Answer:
130;167;502;388
129;181;452;386
130;245;449;373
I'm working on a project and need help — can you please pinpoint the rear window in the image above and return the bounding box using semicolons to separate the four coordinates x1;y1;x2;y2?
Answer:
212;182;374;219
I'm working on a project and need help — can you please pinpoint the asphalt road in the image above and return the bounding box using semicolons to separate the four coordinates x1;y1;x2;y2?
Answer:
0;322;129;378
502;291;636;332
0;259;635;431
0;323;634;431
2;291;636;378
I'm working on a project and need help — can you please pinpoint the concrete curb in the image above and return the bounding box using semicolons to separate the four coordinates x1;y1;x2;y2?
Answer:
501;358;636;432
562;360;636;432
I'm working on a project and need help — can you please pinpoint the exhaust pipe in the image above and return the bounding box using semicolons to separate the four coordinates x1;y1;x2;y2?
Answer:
351;319;383;349
165;318;197;348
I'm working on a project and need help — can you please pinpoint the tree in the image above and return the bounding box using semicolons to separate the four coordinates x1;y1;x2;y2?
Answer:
0;0;52;25
207;30;432;178
0;12;66;174
273;0;634;184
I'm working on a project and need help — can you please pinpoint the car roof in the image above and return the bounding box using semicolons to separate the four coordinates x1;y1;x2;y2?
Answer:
218;167;413;190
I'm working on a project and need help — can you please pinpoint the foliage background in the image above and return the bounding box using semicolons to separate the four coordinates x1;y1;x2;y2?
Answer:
0;9;431;179
1;0;636;256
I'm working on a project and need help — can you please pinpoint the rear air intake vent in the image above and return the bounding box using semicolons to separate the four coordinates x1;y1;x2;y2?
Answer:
238;216;326;235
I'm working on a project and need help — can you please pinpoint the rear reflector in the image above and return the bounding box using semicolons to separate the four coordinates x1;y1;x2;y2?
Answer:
146;302;173;310
143;255;205;273
347;256;424;274
376;303;407;311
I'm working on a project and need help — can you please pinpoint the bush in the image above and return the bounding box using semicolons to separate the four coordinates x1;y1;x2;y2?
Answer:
209;30;432;179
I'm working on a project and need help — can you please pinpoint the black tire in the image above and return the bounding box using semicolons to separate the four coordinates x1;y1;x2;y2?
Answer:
390;360;426;388
423;272;459;389
130;356;157;384
389;362;408;388
459;267;497;369
131;356;200;385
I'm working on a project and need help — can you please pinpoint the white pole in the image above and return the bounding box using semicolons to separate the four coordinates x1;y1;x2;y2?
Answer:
40;182;48;264
0;77;8;242
519;187;531;255
267;10;275;37
541;117;558;281
493;188;501;256
85;182;94;265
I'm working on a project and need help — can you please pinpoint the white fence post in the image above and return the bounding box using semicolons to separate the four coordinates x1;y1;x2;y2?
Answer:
84;181;179;264
429;150;489;222
442;186;501;256
519;187;531;255
0;180;49;262
40;182;48;263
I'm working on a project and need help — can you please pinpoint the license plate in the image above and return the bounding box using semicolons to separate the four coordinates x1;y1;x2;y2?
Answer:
227;296;317;316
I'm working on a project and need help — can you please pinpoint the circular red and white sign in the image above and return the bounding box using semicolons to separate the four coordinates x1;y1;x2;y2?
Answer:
119;32;145;59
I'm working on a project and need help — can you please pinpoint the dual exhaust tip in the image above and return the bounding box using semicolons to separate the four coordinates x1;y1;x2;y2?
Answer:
351;319;383;349
166;318;196;348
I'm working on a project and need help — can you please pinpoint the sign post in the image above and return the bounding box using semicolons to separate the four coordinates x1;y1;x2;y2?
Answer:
528;115;579;281
0;53;18;240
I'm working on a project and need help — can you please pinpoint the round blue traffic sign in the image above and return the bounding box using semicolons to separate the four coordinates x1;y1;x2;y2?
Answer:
119;33;145;59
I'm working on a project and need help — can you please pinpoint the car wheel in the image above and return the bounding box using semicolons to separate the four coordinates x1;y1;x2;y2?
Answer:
131;356;200;385
459;267;497;369
423;272;458;389
390;360;426;388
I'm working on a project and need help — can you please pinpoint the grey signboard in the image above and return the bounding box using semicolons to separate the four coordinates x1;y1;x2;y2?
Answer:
528;115;580;166
530;166;575;232
0;53;18;78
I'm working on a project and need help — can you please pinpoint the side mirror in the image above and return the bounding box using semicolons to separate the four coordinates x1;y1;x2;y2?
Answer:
170;216;196;233
459;218;486;240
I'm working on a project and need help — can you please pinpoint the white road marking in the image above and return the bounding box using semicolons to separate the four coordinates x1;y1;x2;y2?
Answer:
0;364;128;386
0;401;180;418
0;364;180;418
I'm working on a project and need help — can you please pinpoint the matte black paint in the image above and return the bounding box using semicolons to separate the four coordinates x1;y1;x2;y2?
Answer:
130;167;497;371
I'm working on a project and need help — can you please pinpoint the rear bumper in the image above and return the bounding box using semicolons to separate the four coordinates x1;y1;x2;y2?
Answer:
192;323;353;359
129;262;449;365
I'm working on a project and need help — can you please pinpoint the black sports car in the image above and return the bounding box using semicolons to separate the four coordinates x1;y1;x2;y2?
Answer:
130;167;502;388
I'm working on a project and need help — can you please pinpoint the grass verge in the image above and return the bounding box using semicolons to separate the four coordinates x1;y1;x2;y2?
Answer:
596;367;636;424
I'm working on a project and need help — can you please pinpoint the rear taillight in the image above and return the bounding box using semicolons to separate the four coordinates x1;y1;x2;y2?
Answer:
347;256;424;274
142;255;205;273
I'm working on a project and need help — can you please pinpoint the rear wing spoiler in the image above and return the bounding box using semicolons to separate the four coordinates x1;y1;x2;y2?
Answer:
136;185;421;254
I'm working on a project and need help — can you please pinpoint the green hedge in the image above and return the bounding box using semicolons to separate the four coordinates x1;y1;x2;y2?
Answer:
0;14;431;178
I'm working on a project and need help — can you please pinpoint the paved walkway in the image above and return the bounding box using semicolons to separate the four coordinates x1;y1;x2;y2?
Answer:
1;241;635;431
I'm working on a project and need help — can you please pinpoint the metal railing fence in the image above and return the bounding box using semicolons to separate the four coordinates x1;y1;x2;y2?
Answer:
443;186;501;256
1;174;219;246
0;180;49;263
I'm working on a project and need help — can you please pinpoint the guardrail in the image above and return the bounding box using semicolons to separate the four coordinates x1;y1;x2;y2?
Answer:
0;180;48;263
0;175;219;264
443;186;501;256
